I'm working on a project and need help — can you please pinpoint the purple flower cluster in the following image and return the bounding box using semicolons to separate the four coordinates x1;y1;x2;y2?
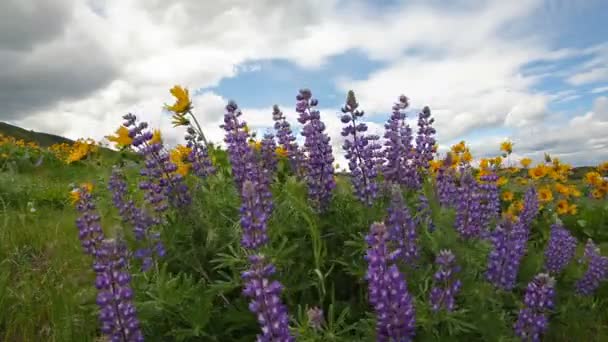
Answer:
239;180;270;250
296;89;335;208
429;250;462;312
382;95;418;189
365;222;416;341
108;169;164;272
340;90;382;206
454;171;484;239
221;101;252;191
513;273;555;342
575;239;608;296
386;189;418;264
123;113;191;209
272;105;304;175
260;133;278;176
544;222;577;275
242;255;294;342
486;189;539;290
94;239;143;342
478;172;500;233
185;126;215;179
435;156;458;207
414;106;436;173
75;186;105;256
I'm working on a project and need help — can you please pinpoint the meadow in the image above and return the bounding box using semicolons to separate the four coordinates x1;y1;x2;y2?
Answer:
0;87;607;342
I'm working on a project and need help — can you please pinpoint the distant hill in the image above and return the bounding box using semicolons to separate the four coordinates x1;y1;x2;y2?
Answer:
0;121;73;147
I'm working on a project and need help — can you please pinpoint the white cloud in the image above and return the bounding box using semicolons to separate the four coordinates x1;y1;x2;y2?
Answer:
591;86;608;94
2;0;606;166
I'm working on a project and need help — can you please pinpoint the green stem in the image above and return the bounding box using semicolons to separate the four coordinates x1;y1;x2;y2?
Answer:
187;110;209;147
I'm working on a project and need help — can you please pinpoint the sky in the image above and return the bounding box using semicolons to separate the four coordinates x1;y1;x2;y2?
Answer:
1;0;608;166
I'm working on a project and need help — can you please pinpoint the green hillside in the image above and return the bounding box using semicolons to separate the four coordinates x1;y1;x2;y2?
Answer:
0;121;73;147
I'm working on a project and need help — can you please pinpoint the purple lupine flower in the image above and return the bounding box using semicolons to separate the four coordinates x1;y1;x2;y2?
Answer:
385;189;418;264
429;250;462;312
514;273;555;342
272;105;304;175
220;101;251;191
575;239;608;296
486;218;526;290
296;89;335;208
239;180;270;250
341;90;381;206
242;254;294;342
365;222;416;341
94;239;144;342
435;155;458;207
307;307;324;331
486;190;539;291
518;187;539;228
414;106;436;173
108;168;164;272
544;222;577;275
454;170;484;239
122;113;191;209
260;133;278;175
382;95;419;189
74;186;105;256
478;172;500;234
185;126;215;179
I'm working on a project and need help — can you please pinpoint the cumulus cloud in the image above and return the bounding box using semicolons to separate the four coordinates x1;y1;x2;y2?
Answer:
1;0;606;166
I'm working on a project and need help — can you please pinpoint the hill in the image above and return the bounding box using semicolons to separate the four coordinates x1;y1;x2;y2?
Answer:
0;121;73;147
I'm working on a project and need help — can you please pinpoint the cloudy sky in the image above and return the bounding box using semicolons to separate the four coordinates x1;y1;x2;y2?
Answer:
2;0;608;166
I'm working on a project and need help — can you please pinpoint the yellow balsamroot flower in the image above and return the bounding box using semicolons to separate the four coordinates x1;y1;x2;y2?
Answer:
106;126;133;148
497;176;508;187
451;141;466;153
554;183;570;197
592;188;606;199
150;129;162;145
166;85;192;114
556;200;569;215
538;187;553;203
275;146;288;157
529;165;548;180
502;191;514;202
170;145;192;176
500;140;513;154
569;186;582;198
568;203;578;215
249;140;262;151
598;161;608;173
429;159;442;173
584;171;602;186
462;150;473;164
480;158;489;170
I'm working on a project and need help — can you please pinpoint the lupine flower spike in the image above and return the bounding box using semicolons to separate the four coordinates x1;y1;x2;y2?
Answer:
429;250;462;312
514;273;555;342
365;222;416;341
341;90;381;206
382;95;418;189
296;89;336;209
544;221;577;275
575;239;608;296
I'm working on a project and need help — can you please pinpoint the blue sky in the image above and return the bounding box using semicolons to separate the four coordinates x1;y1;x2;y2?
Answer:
4;0;608;165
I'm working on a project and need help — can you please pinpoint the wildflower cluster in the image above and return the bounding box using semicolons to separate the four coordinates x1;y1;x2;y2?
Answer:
544;222;577;275
341;90;381;205
296;89;336;208
365;222;416;341
513;273;555;342
382;95;418;189
272;104;304;175
429;250;462;312
576;239;608;296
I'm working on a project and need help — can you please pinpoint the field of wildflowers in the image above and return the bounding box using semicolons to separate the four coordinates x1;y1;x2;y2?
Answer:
1;86;608;341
